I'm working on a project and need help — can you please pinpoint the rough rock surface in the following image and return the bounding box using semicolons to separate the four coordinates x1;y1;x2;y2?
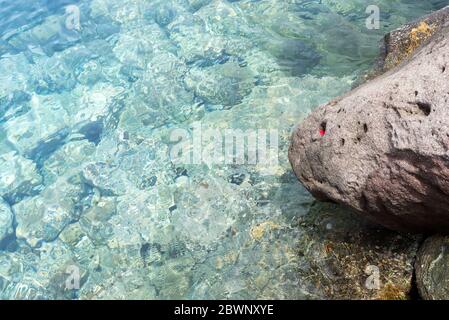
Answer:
379;6;449;72
298;202;420;300
289;6;449;233
415;235;449;300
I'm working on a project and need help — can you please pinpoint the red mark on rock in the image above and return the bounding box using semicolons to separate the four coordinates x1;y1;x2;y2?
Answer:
320;122;327;137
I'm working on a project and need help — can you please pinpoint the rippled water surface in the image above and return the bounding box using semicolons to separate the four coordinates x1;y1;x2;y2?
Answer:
0;0;448;299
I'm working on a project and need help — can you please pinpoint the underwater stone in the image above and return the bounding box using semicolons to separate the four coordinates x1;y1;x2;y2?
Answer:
19;239;90;299
82;269;157;299
70;83;125;132
187;0;212;11
29;52;79;95
194;0;248;37
138;52;194;121
172;176;248;248
79;196;117;246
84;134;170;194
76;60;105;86
416;235;449;300
4;93;70;155
43;140;96;183
297;202;420;300
0;54;30;98
113;24;174;69
46;258;90;300
7;14;81;58
59;222;86;247
4;83;124;157
262;38;321;76
184;59;255;107
111;189;171;247
0;90;31;121
14;176;85;247
118;96;169;133
82;162;134;196
0;199;13;243
228;173;246;185
152;2;179;27
0;250;51;299
168;10;250;65
149;256;194;299
0;152;42;204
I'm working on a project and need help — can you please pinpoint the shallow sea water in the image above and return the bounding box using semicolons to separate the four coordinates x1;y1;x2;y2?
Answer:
0;0;448;299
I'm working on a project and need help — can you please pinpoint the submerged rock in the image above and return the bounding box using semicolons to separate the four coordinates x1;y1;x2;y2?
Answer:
415;235;449;300
0;199;13;243
0;152;42;204
289;6;449;233
184;58;255;107
14;176;86;247
298;202;420;300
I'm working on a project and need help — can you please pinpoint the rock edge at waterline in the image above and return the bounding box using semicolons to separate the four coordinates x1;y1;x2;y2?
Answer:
289;6;449;234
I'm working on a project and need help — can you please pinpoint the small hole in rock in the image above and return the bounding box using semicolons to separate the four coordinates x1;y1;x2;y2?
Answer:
416;102;432;116
414;91;418;97
341;138;345;146
443;66;446;73
363;124;368;133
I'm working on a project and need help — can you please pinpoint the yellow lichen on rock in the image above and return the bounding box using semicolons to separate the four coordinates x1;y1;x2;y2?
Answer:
406;21;435;55
250;221;280;241
382;20;436;71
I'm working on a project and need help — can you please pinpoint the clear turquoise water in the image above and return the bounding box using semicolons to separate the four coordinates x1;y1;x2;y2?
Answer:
0;0;447;300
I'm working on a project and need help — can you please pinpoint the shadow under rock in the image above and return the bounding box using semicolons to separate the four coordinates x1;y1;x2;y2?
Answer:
275;171;422;299
297;201;422;299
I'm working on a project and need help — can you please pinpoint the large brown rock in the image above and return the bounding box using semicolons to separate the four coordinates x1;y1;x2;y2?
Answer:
289;6;449;233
